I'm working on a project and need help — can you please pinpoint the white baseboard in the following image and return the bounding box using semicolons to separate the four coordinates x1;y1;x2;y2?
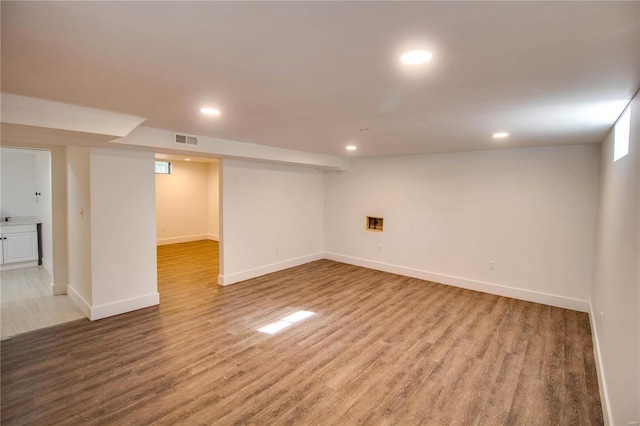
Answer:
156;234;209;246
588;302;613;425
51;282;67;296
208;234;219;242
68;285;91;318
42;257;54;276
218;252;324;286
0;260;38;271
90;292;160;321
68;287;159;321
324;252;589;312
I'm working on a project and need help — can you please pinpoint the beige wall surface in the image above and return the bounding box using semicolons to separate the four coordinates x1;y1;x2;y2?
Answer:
156;160;219;244
67;145;92;307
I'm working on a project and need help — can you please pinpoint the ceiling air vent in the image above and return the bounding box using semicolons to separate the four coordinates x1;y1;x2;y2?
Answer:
174;133;198;146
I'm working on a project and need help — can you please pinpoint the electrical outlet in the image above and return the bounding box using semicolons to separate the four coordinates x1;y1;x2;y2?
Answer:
161;227;166;233
275;245;279;253
600;312;604;326
489;261;496;270
378;245;383;252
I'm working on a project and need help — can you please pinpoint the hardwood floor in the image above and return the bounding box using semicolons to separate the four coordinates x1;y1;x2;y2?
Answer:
1;240;603;425
1;266;85;338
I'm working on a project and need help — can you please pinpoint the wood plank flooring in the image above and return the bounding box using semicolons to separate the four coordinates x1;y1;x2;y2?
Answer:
1;240;603;425
1;266;85;338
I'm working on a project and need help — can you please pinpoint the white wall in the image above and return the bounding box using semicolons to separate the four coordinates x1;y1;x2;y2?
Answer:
156;160;211;245
325;144;601;311
89;148;158;319
208;161;220;240
219;159;324;285
591;95;639;425
67;147;159;320
1;147;38;218
67;146;93;310
34;150;53;273
48;144;70;295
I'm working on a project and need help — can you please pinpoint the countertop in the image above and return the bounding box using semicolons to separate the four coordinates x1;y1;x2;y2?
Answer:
0;216;42;226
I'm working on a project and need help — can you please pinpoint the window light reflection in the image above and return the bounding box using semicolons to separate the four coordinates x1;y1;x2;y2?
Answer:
281;310;315;323
257;310;316;335
257;320;292;335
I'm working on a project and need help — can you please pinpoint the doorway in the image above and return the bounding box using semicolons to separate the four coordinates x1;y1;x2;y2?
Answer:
0;147;83;338
154;155;221;292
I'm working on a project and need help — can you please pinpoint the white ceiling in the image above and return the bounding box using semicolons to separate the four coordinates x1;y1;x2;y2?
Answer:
1;1;638;157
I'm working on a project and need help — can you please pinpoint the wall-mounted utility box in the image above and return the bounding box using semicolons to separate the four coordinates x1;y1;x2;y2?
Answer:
366;216;383;232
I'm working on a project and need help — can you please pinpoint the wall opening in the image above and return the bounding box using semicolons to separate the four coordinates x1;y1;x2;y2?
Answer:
366;216;384;232
0;147;52;273
155;155;221;288
1;147;83;337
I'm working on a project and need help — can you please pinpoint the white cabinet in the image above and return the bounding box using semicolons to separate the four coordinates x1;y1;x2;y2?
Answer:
2;232;38;264
0;224;39;265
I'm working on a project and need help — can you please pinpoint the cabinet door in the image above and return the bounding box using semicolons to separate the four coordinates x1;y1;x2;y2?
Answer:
2;232;38;263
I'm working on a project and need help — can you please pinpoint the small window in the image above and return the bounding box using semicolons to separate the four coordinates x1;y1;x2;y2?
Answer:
614;106;631;162
366;216;384;232
155;161;172;174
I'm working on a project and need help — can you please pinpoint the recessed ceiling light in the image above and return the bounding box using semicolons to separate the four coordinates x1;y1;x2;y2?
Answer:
400;50;432;65
492;132;509;139
184;158;191;161
346;145;357;151
200;107;221;116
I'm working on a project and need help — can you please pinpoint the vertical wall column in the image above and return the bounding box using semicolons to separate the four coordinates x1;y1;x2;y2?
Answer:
67;146;93;309
67;147;159;320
